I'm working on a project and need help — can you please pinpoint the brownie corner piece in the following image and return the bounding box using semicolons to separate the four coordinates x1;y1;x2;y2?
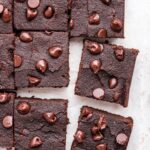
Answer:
71;106;133;150
75;40;139;107
14;98;68;150
14;31;69;89
0;92;15;149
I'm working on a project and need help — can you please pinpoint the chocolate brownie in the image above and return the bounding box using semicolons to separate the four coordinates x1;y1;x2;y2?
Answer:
70;0;125;38
14;0;68;31
0;0;13;33
14;98;68;150
75;40;139;107
0;34;15;90
0;92;15;149
71;106;133;150
14;32;69;88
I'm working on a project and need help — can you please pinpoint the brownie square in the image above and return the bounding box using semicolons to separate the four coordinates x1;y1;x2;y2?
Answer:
71;106;133;150
70;0;125;38
0;0;13;33
14;32;69;88
75;40;139;107
0;92;15;149
0;34;15;90
14;98;68;150
14;0;68;31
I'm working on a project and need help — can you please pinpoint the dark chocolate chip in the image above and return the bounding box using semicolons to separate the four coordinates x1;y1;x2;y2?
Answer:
27;8;38;21
2;116;13;129
109;77;118;89
48;46;63;58
17;102;31;115
30;136;43;148
74;130;85;143
93;88;105;100
87;42;103;55
20;32;33;43
91;126;99;135
114;47;124;61
81;107;93;118
36;59;48;73
96;144;107;150
101;0;111;5
113;92;121;101
0;4;4;14
2;8;12;23
116;133;128;145
43;112;57;124
111;18;123;32
89;13;100;25
93;133;103;141
90;60;102;74
28;0;40;9
69;19;74;30
97;29;107;38
44;6;54;19
14;54;22;68
28;76;41;86
0;93;10;104
97;115;107;130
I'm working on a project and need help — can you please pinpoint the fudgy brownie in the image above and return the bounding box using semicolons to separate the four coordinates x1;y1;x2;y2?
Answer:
71;106;133;150
0;0;13;33
0;34;15;90
70;0;125;38
14;0;68;31
14;98;68;150
0;92;15;149
14;32;69;88
75;40;139;107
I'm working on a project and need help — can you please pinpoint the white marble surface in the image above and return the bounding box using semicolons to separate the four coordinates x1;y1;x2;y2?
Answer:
5;0;150;150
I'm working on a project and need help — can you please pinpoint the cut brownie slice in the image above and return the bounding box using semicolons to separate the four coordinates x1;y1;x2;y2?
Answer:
0;34;15;90
75;40;139;107
0;92;15;149
14;0;68;31
14;98;68;150
14;32;69;88
0;0;13;33
71;106;133;150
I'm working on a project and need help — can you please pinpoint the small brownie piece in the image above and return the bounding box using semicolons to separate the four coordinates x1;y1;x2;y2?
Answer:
71;106;133;150
75;40;139;107
14;32;69;88
0;0;13;33
0;92;15;149
14;98;68;150
14;0;68;31
0;34;15;90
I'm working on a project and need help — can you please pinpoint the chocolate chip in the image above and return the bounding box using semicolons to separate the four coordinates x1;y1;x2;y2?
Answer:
113;92;121;101
27;8;38;21
96;144;107;150
48;46;63;58
111;18;123;32
97;115;107;130
14;54;22;68
89;13;100;25
2;8;12;23
0;93;10;104
116;133;128;145
87;42;103;55
81;107;93;118
97;29;107;38
17;102;31;115
101;0;111;5
36;59;48;73
114;47;124;61
28;76;41;86
0;4;4;14
90;60;102;74
28;0;40;9
74;130;85;143
109;77;118;89
44;6;54;19
93;133;103;141
2;116;13;129
43;112;57;124
91;126;99;135
69;19;74;30
20;32;33;43
93;88;105;100
30;136;43;148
